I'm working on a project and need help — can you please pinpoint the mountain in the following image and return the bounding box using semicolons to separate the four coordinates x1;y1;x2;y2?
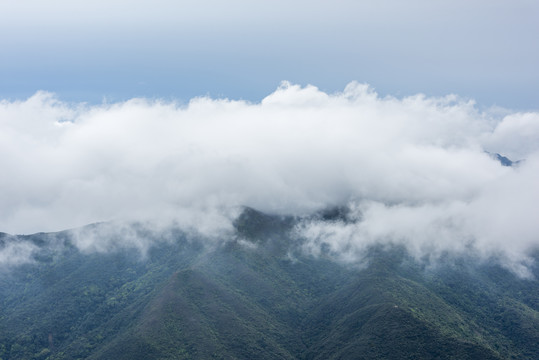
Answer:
487;152;522;167
0;208;538;359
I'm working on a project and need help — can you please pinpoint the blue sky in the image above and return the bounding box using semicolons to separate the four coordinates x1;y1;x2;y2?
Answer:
1;0;538;109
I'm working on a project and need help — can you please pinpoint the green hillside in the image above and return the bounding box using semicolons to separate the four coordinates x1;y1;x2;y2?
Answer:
0;208;538;359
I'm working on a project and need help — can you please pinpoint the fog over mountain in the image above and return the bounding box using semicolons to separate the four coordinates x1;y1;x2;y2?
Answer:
1;82;538;273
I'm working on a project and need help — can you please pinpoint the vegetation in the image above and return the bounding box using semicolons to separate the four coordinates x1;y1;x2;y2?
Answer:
0;208;537;359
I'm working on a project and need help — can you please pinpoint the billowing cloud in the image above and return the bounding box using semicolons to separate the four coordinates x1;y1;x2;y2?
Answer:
0;82;538;272
483;112;539;159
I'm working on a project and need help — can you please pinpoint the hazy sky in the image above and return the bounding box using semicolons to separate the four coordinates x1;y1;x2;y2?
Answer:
1;0;538;109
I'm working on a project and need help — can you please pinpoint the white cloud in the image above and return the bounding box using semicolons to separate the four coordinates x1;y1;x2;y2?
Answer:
0;82;538;273
0;238;40;268
483;112;539;159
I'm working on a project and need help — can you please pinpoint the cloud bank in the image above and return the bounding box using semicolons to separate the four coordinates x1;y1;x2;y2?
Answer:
1;82;538;271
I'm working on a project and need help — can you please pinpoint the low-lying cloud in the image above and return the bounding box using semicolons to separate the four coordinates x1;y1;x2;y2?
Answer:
1;82;538;272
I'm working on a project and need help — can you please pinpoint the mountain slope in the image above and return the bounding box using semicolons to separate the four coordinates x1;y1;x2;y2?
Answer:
0;209;538;359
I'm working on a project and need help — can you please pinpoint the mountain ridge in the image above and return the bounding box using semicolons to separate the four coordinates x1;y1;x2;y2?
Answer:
0;208;538;359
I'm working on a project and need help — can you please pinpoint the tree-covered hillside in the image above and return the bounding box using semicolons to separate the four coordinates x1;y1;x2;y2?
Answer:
0;208;538;359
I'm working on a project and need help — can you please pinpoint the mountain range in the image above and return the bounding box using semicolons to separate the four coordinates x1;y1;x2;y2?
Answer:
0;207;538;359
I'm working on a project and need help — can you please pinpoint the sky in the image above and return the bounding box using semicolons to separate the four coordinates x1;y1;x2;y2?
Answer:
1;1;539;273
0;0;538;109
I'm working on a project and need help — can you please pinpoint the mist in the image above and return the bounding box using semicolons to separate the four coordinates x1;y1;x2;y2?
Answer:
1;82;538;272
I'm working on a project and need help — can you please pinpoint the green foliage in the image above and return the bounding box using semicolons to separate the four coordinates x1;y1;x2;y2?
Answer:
0;213;538;359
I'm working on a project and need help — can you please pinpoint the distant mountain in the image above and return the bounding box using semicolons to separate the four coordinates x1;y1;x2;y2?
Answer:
487;152;522;167
0;208;538;359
